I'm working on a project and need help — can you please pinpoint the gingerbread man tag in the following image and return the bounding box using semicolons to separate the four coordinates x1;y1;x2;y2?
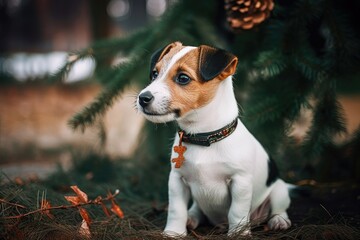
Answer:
172;131;187;168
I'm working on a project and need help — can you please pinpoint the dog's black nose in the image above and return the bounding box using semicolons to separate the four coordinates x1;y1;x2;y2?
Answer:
139;91;154;108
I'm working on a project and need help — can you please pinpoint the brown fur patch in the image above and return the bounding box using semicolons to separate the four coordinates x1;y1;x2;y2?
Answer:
157;42;183;64
158;47;223;117
154;42;185;73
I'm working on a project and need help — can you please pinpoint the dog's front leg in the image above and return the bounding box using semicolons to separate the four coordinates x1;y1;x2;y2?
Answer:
228;174;253;236
164;170;190;237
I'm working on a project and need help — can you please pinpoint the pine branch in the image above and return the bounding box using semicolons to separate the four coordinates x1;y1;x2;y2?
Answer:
67;42;151;131
253;50;287;79
244;71;312;125
85;28;151;57
301;83;347;159
48;27;152;84
290;38;328;82
290;0;322;25
323;2;359;58
49;50;94;83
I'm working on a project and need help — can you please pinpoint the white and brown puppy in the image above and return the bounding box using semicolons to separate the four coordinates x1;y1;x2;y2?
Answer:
136;42;291;236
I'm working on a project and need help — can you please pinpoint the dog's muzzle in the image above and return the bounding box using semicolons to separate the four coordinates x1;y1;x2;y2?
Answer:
137;89;178;123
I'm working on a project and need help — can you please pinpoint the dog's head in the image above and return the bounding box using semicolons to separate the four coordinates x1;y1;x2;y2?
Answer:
137;42;238;123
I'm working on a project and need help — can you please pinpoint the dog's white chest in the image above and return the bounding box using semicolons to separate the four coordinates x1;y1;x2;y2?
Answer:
173;143;238;224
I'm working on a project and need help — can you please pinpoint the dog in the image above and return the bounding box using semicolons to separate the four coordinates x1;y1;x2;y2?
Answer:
136;42;291;236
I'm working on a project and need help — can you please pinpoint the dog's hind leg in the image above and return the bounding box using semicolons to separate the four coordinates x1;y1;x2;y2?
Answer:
267;179;291;230
187;201;205;230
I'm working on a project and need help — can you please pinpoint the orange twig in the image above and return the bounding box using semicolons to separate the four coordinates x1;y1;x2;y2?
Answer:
1;190;120;220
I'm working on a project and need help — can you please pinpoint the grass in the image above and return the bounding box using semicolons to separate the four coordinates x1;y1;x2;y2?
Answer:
1;153;359;240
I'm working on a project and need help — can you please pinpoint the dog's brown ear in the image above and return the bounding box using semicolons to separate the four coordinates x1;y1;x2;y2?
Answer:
150;42;181;73
198;45;238;81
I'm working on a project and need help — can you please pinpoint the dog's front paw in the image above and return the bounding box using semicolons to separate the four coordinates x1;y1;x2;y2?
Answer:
163;229;187;238
228;226;251;237
268;214;291;230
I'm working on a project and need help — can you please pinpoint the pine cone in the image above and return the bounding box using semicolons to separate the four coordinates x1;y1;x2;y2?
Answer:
225;0;274;32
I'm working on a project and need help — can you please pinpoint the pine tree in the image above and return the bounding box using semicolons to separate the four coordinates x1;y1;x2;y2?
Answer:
56;0;360;183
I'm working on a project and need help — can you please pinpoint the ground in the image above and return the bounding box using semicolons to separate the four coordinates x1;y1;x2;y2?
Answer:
1;168;359;240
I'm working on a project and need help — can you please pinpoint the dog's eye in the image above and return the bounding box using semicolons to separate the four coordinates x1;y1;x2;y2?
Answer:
176;73;191;85
150;70;158;81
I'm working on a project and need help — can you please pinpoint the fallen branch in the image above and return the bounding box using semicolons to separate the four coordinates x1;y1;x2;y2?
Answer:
1;187;122;220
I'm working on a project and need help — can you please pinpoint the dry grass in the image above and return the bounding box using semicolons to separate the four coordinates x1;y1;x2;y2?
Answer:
1;154;359;240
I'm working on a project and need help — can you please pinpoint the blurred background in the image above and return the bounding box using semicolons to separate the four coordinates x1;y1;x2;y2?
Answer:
0;0;175;178
0;0;359;184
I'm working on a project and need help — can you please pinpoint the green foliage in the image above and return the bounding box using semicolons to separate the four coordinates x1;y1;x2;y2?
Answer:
53;0;360;183
233;0;360;180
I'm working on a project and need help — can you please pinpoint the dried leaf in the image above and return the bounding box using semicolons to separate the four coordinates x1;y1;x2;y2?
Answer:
70;185;88;203
94;196;102;203
41;199;54;219
64;196;80;205
100;202;111;217
79;207;91;225
14;177;24;186
110;199;124;219
79;219;91;239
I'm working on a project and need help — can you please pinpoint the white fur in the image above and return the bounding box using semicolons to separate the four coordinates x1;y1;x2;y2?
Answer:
137;50;291;237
